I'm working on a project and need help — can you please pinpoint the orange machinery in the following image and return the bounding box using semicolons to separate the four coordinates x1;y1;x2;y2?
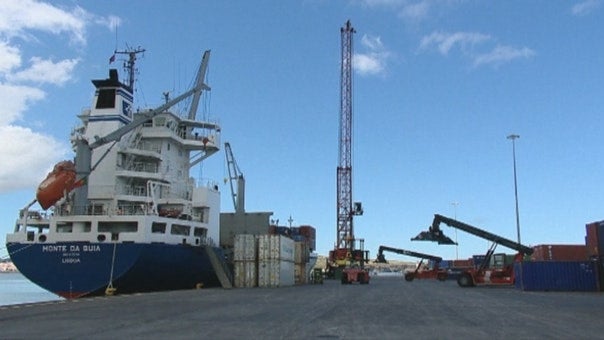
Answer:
375;245;448;282
412;214;533;287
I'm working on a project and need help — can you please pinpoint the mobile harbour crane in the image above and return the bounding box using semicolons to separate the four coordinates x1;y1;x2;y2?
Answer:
327;20;370;285
412;214;534;287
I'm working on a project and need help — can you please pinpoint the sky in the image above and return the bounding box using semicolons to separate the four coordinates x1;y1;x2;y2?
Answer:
1;0;603;263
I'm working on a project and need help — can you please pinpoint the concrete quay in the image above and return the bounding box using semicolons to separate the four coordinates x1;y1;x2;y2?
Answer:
1;276;602;339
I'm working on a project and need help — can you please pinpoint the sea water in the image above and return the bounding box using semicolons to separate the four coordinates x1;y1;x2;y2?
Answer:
0;272;63;306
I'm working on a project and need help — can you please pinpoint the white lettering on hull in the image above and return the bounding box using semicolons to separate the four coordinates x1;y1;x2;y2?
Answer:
41;244;102;265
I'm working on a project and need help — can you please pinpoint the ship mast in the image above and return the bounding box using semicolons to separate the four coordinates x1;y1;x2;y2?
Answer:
114;47;146;92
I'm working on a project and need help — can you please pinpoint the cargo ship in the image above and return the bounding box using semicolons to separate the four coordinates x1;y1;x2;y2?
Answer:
6;48;230;298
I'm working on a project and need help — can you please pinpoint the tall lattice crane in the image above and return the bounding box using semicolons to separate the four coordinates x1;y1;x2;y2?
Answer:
328;20;369;284
336;20;361;251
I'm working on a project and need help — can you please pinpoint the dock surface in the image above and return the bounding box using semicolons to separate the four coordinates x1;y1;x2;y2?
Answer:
1;276;602;339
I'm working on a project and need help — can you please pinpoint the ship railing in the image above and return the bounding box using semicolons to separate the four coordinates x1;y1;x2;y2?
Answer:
115;203;154;216
138;140;162;153
195;178;220;191
124;162;159;173
19;209;51;220
55;203;107;216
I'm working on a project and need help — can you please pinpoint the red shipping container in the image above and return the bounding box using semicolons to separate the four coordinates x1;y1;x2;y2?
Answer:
586;223;599;256
299;225;316;251
451;259;473;268
531;244;588;261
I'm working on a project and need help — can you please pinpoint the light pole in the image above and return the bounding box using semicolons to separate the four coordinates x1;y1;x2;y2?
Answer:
451;202;459;260
507;134;521;245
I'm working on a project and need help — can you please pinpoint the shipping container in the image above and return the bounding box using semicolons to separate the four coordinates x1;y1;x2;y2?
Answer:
233;234;257;261
295;263;307;284
531;244;588;262
258;235;294;262
451;259;473;268
472;255;486;268
585;221;603;256
292;234;307;243
234;260;257;288
299;225;316;251
258;259;295;287
514;261;598;292
294;241;309;264
597;256;604;292
438;260;451;269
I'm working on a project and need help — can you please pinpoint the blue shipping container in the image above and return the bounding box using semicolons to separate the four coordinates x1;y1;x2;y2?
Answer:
472;255;486;268
514;261;598;292
438;260;451;269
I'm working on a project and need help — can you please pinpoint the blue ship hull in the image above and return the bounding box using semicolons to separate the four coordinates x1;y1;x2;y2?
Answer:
7;242;223;298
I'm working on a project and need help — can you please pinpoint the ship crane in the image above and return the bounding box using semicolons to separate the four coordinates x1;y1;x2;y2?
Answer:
327;20;369;284
224;142;245;214
412;214;534;287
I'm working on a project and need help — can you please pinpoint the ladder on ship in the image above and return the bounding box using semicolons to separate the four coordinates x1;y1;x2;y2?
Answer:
205;247;233;289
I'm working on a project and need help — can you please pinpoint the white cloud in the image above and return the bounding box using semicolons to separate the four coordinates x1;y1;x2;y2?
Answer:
0;0;118;193
356;0;407;8
473;45;536;67
96;15;122;32
0;125;67;191
7;57;79;85
0;41;22;75
0;83;45;125
354;54;384;75
355;0;466;23
419;31;491;55
398;0;431;22
0;0;87;44
571;0;601;16
354;34;392;76
418;31;534;68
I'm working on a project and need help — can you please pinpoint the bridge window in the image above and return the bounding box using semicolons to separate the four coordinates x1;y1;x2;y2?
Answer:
96;89;116;109
152;222;166;234
171;224;190;236
193;227;206;237
99;221;138;233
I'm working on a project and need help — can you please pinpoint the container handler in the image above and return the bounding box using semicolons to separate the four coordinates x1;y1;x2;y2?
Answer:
375;245;448;281
412;214;534;287
312;268;324;284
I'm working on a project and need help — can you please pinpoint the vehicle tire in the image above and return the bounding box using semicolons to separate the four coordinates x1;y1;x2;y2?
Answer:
437;273;447;281
404;273;414;282
457;273;474;287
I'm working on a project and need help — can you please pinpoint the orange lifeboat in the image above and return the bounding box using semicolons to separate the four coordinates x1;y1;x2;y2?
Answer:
36;161;78;210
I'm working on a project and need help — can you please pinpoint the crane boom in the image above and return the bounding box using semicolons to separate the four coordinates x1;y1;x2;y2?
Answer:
224;142;245;214
336;19;357;250
375;245;442;263
412;214;533;255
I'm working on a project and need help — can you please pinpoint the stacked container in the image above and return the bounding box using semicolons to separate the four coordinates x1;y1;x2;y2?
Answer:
257;235;295;287
451;258;473;269
585;221;604;257
233;234;257;288
299;225;316;251
294;241;309;284
531;244;588;261
585;221;604;291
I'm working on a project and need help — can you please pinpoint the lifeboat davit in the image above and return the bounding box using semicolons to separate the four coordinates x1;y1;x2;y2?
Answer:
36;161;78;210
